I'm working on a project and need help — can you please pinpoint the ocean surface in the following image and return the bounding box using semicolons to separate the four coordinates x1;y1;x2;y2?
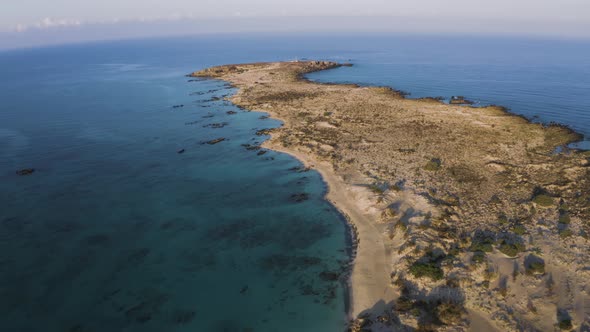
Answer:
1;34;589;332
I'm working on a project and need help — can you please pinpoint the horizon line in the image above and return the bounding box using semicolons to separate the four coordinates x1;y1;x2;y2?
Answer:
2;17;590;51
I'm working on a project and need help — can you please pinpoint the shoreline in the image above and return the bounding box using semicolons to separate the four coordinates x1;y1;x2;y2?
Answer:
300;65;587;150
190;60;590;331
244;72;400;319
194;64;398;319
262;137;396;320
198;77;370;319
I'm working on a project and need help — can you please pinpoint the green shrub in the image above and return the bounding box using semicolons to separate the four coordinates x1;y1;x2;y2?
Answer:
471;251;486;264
558;213;571;224
527;262;545;274
490;195;501;204
409;249;447;281
525;255;545;275
469;236;495;253
558;318;573;330
395;220;407;232
498;214;509;225
498;242;526;257
409;261;444;281
512;224;527;235
391;183;403;192
470;242;493;252
559;228;573;239
435;302;464;325
533;194;554;207
424;158;442;171
395;296;414;312
448;247;460;257
368;182;387;195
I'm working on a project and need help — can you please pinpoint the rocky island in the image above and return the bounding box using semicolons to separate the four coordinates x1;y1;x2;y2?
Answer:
191;61;590;331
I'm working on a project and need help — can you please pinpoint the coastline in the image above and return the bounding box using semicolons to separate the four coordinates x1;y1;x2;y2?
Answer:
262;136;397;319
303;66;587;150
192;63;398;319
190;60;590;331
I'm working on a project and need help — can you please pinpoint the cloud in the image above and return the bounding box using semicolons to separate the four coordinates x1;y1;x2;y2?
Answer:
8;14;209;33
14;24;27;33
11;17;83;32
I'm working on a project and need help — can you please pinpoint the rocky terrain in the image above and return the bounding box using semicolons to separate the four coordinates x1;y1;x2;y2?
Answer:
191;61;590;331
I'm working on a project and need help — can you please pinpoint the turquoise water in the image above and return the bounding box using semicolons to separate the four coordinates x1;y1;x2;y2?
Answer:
1;35;589;332
0;39;351;332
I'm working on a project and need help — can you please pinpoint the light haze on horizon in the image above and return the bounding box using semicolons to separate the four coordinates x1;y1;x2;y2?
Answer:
2;0;590;49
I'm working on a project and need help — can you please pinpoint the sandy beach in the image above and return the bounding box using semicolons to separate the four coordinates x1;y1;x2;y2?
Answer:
192;61;590;331
264;140;397;319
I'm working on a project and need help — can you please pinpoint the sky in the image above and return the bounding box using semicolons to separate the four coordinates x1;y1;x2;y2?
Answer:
2;0;590;49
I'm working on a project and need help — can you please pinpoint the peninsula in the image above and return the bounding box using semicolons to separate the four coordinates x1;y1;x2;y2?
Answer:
191;61;590;331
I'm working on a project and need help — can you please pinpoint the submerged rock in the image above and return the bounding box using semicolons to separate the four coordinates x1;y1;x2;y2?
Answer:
290;193;310;203
226;110;237;115
319;271;340;281
124;289;169;324
204;138;226;145
173;310;196;325
68;324;85;332
257;150;267;156
190;88;220;95
242;143;261;151
258;254;322;271
288;166;311;173
203;122;228;129
16;168;35;176
256;128;274;136
204;96;223;103
85;234;110;246
240;285;249;294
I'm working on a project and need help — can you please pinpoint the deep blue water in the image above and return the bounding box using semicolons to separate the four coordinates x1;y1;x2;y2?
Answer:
306;36;590;150
0;34;589;332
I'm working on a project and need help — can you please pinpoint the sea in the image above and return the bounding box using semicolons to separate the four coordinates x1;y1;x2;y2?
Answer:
0;34;589;332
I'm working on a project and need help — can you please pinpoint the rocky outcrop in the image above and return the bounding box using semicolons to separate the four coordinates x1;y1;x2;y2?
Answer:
449;96;474;105
16;168;35;176
203;138;226;145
